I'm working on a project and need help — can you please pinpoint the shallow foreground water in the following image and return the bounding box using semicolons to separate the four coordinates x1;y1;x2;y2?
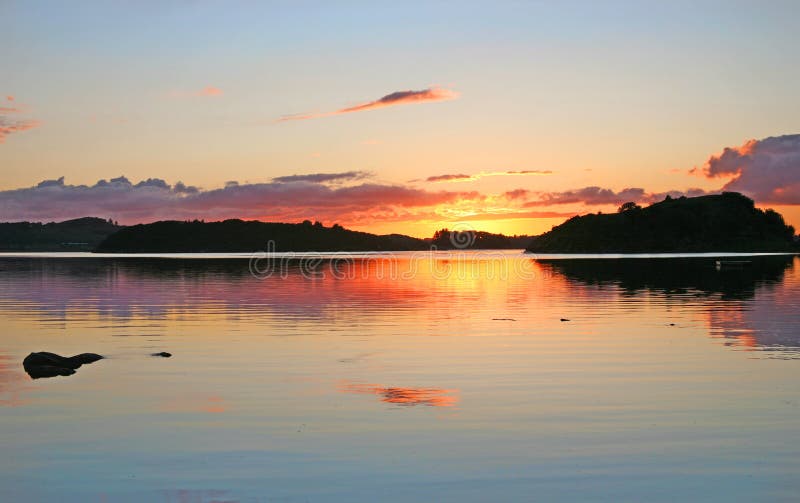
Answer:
1;251;799;502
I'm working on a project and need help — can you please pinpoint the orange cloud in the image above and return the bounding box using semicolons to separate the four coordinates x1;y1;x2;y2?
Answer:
279;87;458;121
197;86;222;97
170;86;223;98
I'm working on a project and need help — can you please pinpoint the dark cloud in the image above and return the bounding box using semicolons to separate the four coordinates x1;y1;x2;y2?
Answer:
272;171;371;184
697;134;800;204
524;186;714;207
506;170;554;175
279;87;458;121
426;174;472;182
173;181;199;194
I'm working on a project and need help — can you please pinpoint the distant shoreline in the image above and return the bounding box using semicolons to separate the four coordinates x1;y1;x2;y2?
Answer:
0;250;795;260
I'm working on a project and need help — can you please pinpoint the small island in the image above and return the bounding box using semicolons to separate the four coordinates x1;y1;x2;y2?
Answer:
526;192;798;253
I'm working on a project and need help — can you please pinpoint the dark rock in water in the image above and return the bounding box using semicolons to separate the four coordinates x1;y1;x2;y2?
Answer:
24;365;77;379
560;318;570;322
152;352;172;358
23;351;103;379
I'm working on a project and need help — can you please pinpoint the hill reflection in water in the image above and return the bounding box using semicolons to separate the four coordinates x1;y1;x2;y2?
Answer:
537;255;800;356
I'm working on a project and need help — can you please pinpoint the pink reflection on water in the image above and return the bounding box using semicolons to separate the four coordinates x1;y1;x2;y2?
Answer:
0;351;34;407
340;380;458;407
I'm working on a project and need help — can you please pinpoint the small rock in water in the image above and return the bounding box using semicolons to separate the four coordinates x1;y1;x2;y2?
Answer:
71;353;104;364
152;352;172;358
560;318;570;322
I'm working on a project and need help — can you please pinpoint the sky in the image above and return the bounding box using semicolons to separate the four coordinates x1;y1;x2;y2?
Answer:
1;0;800;237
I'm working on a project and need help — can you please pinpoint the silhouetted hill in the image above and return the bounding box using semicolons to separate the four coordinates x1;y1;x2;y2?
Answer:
526;192;797;253
0;217;122;251
95;219;430;252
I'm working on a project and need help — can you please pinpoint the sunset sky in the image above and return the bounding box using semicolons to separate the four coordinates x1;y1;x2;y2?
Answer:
2;1;800;237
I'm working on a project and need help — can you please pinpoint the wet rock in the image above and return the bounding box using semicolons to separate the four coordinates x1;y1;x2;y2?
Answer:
560;318;570;322
23;351;103;379
151;352;172;358
24;365;77;379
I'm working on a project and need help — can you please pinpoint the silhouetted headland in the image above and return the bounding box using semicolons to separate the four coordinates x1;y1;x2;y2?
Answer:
93;220;533;253
527;192;798;253
0;217;122;252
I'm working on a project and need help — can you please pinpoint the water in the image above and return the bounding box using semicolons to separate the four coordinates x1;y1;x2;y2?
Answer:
1;251;799;502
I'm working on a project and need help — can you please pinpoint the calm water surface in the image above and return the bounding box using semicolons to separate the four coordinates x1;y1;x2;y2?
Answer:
1;251;800;502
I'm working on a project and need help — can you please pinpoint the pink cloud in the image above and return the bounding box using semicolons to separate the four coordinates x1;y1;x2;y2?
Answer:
695;134;800;204
0;118;41;144
0;175;483;226
279;87;458;121
524;186;648;206
524;186;712;207
169;86;223;98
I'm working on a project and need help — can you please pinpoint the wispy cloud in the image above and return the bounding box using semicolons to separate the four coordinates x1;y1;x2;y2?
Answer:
197;86;222;97
426;173;472;182
0;118;41;144
279;87;458;122
0;95;39;143
272;171;371;184
170;86;223;98
424;170;553;183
